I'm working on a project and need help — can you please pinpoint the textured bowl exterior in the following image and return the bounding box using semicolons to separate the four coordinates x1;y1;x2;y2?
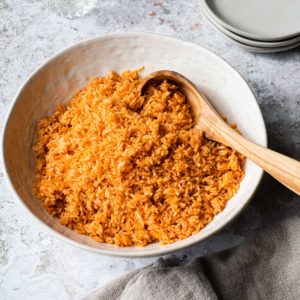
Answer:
1;33;267;257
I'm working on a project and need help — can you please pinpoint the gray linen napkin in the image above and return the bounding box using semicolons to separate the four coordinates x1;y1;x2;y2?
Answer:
85;213;300;300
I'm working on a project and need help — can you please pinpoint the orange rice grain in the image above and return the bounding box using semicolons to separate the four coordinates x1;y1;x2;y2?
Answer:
34;70;245;247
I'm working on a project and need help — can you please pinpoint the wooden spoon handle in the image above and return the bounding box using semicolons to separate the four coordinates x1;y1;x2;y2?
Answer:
203;117;300;195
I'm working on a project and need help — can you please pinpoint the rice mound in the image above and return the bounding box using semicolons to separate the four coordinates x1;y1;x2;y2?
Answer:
34;70;245;246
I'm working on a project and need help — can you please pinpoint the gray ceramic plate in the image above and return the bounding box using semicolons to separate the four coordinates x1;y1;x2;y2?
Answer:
203;0;300;41
200;1;300;48
201;3;300;53
207;21;300;53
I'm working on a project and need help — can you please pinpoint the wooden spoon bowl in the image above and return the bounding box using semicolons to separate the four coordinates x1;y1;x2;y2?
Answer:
140;70;300;196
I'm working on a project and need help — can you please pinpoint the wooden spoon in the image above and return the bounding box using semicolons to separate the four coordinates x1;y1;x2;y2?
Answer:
139;70;300;196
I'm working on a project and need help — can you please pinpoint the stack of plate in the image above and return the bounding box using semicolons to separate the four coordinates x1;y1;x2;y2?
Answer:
199;0;300;53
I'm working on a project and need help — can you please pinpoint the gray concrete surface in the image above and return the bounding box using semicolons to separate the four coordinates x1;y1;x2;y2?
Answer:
0;0;299;299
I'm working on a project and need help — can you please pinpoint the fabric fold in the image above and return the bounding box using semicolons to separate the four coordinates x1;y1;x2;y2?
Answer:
85;213;300;300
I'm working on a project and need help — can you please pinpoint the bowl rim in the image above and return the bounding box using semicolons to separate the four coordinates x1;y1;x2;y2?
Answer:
0;32;267;257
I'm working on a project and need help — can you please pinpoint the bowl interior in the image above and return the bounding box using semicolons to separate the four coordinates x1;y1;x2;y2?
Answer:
2;33;266;256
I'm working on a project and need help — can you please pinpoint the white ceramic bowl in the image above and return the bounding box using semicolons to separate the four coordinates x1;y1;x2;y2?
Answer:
1;33;267;257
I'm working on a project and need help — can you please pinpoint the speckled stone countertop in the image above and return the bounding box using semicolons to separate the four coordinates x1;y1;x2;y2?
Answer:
0;1;299;299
